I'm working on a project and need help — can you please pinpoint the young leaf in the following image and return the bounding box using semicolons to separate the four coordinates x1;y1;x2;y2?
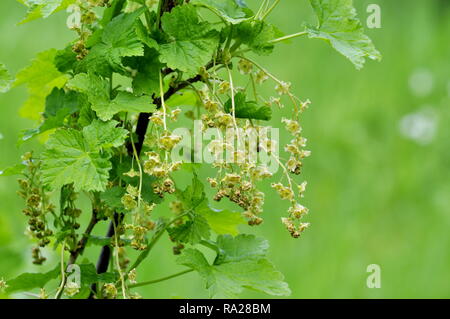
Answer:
176;172;207;210
129;49;162;96
78;263;117;286
168;214;211;244
191;0;251;24
175;174;244;238
14;49;69;120
5;263;60;293
18;0;75;24
20;88;86;142
0;63;13;93
224;92;272;121
198;204;244;236
100;186;126;211
177;234;290;298
159;5;219;76
234;20;280;55
68;73;155;120
0;164;26;177
305;0;382;70
76;8;145;76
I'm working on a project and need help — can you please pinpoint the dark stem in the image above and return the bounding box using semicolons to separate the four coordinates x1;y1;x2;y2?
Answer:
90;213;123;298
91;0;181;298
68;211;98;265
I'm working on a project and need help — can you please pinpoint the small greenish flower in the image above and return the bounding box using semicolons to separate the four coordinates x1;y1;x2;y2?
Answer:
64;281;80;297
102;283;118;299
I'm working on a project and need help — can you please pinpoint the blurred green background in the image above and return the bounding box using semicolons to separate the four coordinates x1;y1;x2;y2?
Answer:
0;0;449;298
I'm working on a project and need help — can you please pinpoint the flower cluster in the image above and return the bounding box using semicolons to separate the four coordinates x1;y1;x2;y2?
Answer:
67;0;109;59
122;185;157;250
17;153;54;264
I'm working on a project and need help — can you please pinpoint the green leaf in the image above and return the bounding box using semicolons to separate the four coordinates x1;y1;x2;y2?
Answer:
174;173;243;238
76;8;145;76
41;126;114;192
176;173;207;210
166;90;201;108
14;49;68;120
108;92;155;119
305;0;381;70
214;234;268;264
169;214;211;244
82;119;128;149
234;20;280;55
159;5;219;76
68;73;155;120
54;45;78;73
6;263;60;293
100;186;126;211
0;63;13;93
18;0;75;24
177;234;290;298
20;88;87;142
86;235;113;247
0;164;26;177
130;49;162;96
78;263;117;286
198;204;244;236
224;92;272;121
191;0;251;24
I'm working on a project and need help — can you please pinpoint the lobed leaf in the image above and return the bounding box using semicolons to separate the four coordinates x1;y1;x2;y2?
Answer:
14;49;68;120
76;8;145;76
41;120;128;192
159;5;219;76
177;235;290;298
68;73;155;121
305;0;382;69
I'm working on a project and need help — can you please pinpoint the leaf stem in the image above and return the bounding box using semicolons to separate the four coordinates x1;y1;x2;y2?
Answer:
261;0;281;20
54;241;66;299
112;218;127;299
269;31;308;44
128;269;193;289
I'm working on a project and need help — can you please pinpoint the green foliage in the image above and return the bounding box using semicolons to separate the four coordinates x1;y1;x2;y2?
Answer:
68;72;155;120
0;164;26;177
0;63;13;93
4;0;380;299
233;20;280;55
41;120;127;192
14;49;68;120
172;174;245;243
6;263;60;293
225;92;272;120
306;0;382;69
177;234;290;298
76;8;146;76
159;5;219;75
18;0;75;24
21;88;87;141
191;0;251;24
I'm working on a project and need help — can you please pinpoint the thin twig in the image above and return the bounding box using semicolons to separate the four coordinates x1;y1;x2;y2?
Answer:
128;269;193;289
